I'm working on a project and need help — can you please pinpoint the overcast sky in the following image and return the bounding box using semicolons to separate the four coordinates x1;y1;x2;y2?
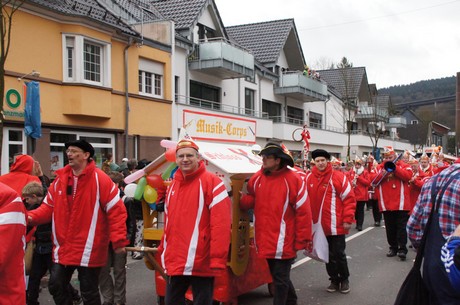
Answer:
215;0;460;88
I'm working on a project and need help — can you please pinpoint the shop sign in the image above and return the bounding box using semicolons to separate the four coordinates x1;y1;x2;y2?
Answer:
183;110;256;143
4;88;25;118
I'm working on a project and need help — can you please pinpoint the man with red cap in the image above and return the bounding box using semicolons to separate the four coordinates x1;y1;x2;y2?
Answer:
346;156;370;231
158;138;231;305
306;149;356;294
28;139;128;305
240;142;312;305
419;153;436;177
369;146;412;261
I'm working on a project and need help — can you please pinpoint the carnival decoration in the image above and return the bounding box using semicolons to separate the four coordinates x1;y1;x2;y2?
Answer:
292;124;311;170
123;139;179;210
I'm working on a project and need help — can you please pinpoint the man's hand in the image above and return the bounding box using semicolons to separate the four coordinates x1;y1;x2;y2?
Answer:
343;222;352;230
33;161;43;177
453;224;460;237
115;247;127;254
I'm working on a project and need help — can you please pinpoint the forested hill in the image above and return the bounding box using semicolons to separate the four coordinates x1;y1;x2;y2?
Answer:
378;76;456;104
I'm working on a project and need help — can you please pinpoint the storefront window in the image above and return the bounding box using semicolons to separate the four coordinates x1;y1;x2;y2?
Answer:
50;131;115;179
2;128;26;173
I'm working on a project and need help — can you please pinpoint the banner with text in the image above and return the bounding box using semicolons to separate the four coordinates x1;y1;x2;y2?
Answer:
183;110;256;144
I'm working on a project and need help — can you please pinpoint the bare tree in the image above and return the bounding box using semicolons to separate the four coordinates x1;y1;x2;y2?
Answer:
366;97;386;159
310;56;335;70
0;0;24;171
336;57;356;161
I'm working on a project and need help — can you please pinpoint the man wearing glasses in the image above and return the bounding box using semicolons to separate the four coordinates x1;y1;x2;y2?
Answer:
28;139;128;305
158;139;231;305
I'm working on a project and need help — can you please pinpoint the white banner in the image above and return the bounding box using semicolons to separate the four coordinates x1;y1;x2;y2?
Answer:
183;110;256;144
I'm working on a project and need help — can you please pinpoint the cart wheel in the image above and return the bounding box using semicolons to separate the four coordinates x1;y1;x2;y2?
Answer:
268;282;275;297
157;296;165;305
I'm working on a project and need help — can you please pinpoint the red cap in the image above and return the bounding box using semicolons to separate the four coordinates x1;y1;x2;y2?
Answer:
176;139;199;152
383;146;395;157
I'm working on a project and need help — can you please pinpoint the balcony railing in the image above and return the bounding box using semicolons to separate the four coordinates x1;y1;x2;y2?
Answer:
274;71;328;102
269;116;344;133
175;95;268;119
386;116;407;128
355;106;388;120
188;38;255;79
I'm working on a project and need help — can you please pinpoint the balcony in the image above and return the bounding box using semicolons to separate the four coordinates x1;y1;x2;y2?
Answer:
188;38;254;79
274;72;328;102
386;116;407;128
175;95;268;119
355;106;388;121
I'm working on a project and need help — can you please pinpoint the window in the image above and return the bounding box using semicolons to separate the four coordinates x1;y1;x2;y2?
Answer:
2;128;26;174
139;58;164;98
411;120;419;125
197;24;217;41
287;106;303;124
63;34;111;87
245;88;255;115
49;131;115;179
190;80;220;110
84;41;101;82
309;111;322;128
175;76;180;102
262;100;281;122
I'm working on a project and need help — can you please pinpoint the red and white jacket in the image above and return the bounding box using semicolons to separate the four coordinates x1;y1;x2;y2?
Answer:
419;164;436;177
159;161;231;276
346;168;371;202
0;182;26;305
240;167;312;259
28;162;128;267
306;164;356;236
370;160;413;211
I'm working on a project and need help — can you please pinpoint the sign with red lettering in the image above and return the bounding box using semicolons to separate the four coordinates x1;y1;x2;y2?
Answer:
183;110;256;143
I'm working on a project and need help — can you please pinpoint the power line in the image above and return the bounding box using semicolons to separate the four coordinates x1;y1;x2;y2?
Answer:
298;0;460;31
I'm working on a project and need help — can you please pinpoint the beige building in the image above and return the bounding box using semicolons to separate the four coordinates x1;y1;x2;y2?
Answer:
3;1;173;177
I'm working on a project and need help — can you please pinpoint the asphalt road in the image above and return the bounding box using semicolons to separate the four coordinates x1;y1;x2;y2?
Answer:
39;209;413;305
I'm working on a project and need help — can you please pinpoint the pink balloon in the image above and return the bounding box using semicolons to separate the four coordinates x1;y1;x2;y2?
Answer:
160;139;177;149
124;169;145;184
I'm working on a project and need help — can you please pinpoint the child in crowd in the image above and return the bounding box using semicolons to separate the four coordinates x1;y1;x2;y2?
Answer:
99;171;135;305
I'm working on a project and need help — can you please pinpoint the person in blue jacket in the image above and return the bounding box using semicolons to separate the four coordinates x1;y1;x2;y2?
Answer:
442;224;460;290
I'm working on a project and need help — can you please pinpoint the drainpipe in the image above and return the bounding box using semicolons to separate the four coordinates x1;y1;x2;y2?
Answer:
324;96;330;129
124;38;134;158
238;78;241;114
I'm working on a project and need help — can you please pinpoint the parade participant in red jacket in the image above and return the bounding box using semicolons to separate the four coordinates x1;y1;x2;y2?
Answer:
28;140;128;305
158;139;231;305
408;158;424;212
0;182;26;305
240;142;312;305
419;153;436;177
370;146;412;261
306;149;356;294
0;154;41;195
346;156;370;231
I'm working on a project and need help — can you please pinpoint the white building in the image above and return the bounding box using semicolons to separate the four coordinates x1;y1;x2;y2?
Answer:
103;0;411;161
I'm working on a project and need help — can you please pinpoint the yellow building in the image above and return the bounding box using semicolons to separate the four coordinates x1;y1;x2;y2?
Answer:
2;1;173;177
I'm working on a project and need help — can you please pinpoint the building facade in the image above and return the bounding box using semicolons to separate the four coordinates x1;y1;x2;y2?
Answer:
2;0;173;176
3;0;412;176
